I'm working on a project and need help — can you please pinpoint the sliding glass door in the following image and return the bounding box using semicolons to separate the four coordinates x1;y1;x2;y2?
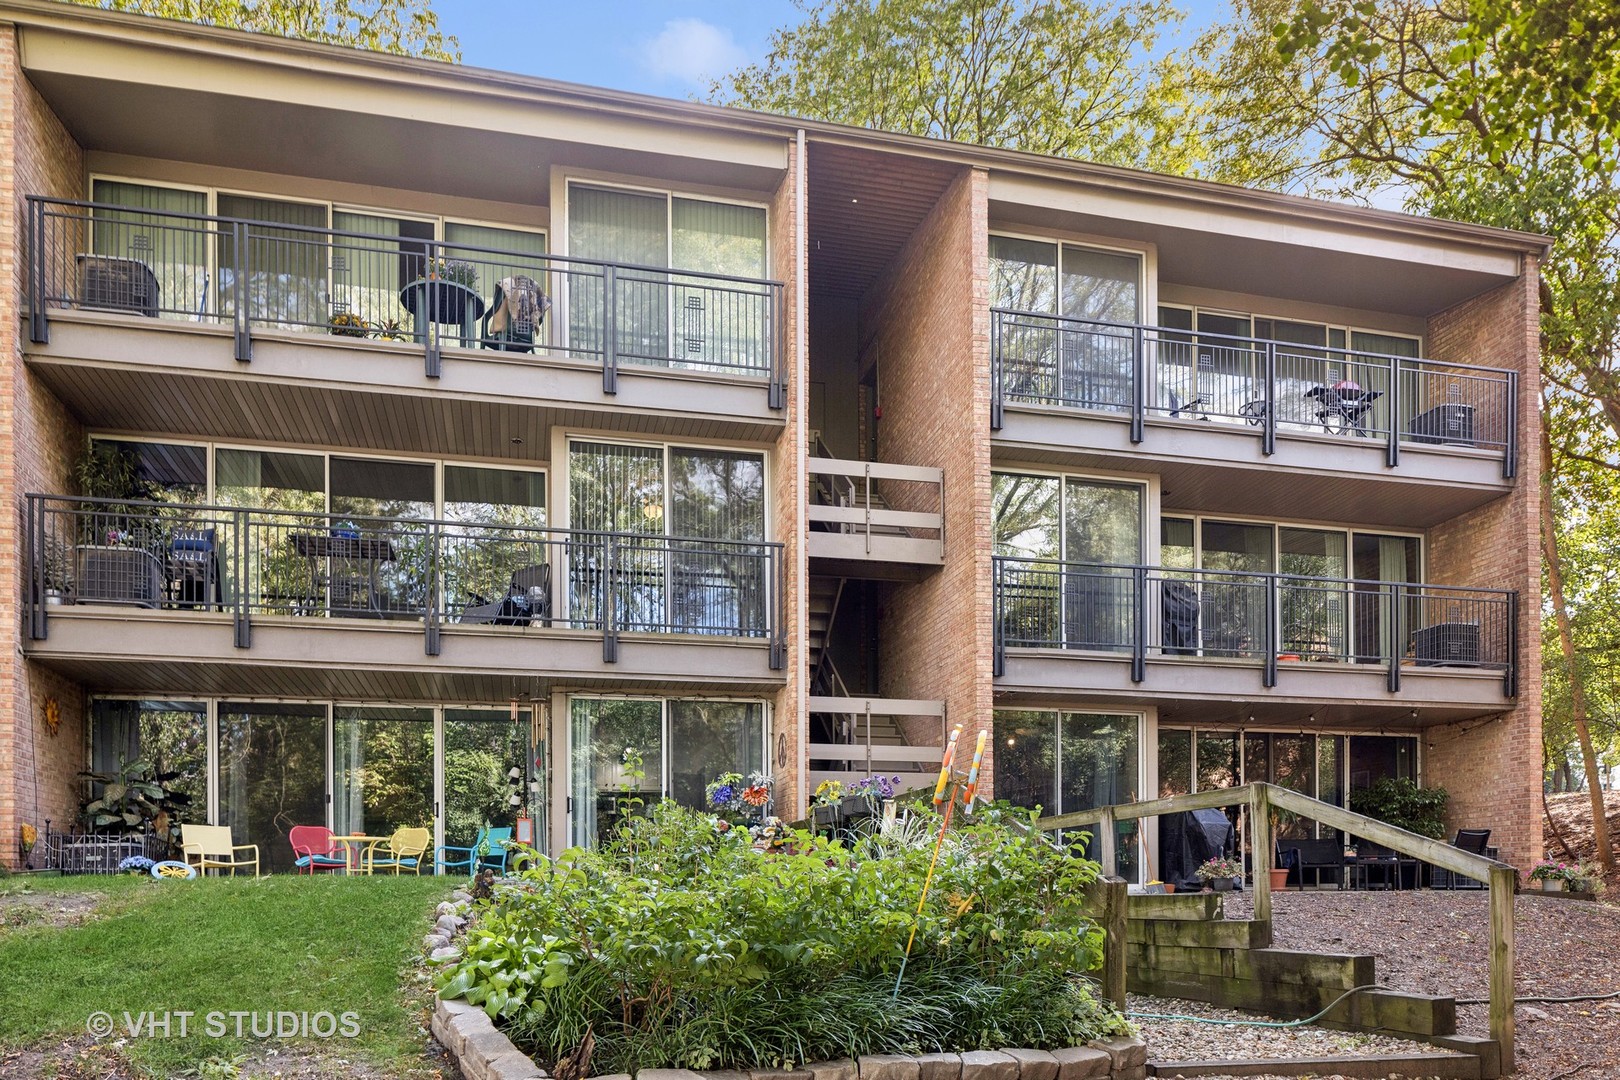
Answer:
568;697;767;847
568;440;768;636
332;706;435;842
567;184;768;372
218;702;328;875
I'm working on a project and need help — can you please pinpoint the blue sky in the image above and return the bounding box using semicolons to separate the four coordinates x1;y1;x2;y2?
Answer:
431;1;1230;99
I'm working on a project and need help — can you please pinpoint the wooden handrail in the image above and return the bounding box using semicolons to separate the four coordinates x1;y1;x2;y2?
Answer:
1035;781;1516;1068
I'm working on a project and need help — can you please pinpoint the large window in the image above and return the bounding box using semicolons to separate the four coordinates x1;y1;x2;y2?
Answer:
89;177;546;337
90;699;544;871
567;184;768;373
1160;515;1421;663
1157;305;1421;429
568;439;768;635
994;709;1143;880
993;472;1143;650
568;697;767;846
992;236;1141;410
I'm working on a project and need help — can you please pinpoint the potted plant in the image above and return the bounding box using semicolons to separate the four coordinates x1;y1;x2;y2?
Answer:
41;534;74;604
810;779;844;829
1529;860;1575;892
1196;855;1243;892
328;310;370;337
423;256;478;291
19;822;37;870
842;774;901;818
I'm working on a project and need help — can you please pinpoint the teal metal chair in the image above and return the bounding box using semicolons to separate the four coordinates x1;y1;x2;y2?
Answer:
436;825;513;877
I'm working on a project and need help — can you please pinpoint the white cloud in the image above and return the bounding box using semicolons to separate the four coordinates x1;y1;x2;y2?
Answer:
639;18;749;87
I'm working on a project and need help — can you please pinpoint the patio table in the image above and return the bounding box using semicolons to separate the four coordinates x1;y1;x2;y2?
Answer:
330;833;388;874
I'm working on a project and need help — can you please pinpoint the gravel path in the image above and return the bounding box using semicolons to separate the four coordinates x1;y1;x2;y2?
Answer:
1130;990;1459;1063
1196;889;1620;1079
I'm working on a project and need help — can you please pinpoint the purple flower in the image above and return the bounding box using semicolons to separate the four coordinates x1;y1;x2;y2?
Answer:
710;785;735;808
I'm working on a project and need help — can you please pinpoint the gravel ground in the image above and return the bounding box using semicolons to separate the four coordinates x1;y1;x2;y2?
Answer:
1130;990;1459;1062
1200;888;1620;1079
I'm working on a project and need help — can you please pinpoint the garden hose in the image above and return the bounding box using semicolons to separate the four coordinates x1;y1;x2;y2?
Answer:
1127;983;1389;1027
1130;983;1620;1027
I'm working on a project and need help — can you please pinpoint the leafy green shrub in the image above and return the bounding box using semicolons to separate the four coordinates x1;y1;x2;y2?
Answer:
1348;777;1450;839
438;802;1128;1071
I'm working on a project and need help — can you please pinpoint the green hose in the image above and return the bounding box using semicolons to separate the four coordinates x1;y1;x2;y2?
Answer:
1128;983;1388;1027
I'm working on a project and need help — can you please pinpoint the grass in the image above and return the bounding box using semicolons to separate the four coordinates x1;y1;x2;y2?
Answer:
0;873;452;1077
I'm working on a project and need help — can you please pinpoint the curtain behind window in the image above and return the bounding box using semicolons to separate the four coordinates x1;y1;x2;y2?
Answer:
217;194;328;330
568;186;667;364
671;198;767;374
90;180;209;320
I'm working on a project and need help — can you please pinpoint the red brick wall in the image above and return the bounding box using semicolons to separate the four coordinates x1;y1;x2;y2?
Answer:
1421;261;1543;871
1;25;89;868
864;168;994;773
769;140;806;817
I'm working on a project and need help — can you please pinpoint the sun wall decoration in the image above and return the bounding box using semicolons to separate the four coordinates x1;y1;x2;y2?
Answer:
42;697;61;736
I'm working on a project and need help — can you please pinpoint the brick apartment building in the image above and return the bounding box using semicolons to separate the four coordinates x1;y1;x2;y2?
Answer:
0;1;1546;875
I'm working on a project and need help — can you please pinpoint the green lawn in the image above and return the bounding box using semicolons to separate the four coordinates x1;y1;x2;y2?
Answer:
0;874;452;1077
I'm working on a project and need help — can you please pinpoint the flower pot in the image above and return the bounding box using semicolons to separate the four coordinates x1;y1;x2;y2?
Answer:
1210;877;1234;892
1162;882;1175;894
1541;879;1565;892
44;590;63;606
810;804;840;828
1269;868;1290;891
840;794;875;819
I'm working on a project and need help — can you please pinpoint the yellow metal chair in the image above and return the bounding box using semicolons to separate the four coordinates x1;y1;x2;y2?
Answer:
180;824;260;877
363;826;431;875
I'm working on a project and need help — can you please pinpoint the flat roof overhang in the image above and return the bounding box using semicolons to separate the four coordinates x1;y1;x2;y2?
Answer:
992;411;1513;529
17;24;790;203
25;608;786;701
26;314;784;455
994;650;1513;729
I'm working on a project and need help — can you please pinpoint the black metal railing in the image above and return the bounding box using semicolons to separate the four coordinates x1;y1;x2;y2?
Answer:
25;495;786;668
991;555;1515;696
25;196;787;406
990;309;1518;477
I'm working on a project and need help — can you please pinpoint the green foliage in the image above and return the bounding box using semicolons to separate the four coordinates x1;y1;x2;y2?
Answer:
713;0;1201;173
65;0;459;61
439;802;1127;1071
1348;777;1449;839
79;756;192;838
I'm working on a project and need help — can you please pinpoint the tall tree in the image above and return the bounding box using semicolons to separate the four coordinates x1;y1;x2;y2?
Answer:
712;0;1201;174
65;0;459;61
1198;0;1620;868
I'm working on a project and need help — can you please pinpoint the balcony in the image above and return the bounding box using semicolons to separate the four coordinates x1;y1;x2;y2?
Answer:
992;555;1516;720
24;495;786;697
23;197;787;444
807;457;944;579
989;310;1519;519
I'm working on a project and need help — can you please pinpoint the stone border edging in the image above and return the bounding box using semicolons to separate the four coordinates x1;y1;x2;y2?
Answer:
429;998;1147;1080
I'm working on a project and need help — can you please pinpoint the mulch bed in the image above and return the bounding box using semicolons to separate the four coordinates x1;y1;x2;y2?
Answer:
1216;889;1620;1079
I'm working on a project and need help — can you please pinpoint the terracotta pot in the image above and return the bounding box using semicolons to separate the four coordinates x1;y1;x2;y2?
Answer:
1269;868;1290;891
1162;882;1175;894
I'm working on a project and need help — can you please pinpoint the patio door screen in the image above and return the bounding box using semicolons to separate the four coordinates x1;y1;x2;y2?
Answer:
567;185;767;373
569;698;766;847
332;706;435;847
218;702;328;875
568;440;768;636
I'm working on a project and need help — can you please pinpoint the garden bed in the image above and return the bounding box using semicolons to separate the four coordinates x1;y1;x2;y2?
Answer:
436;803;1132;1075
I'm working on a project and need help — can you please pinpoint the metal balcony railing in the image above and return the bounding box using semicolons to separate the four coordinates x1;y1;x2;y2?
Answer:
989;309;1519;478
25;196;787;406
991;555;1516;696
25;495;786;668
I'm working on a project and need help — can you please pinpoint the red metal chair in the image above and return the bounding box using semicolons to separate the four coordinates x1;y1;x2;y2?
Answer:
289;825;348;874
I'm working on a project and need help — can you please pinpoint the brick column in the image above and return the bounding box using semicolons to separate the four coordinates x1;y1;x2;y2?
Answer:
1422;259;1544;871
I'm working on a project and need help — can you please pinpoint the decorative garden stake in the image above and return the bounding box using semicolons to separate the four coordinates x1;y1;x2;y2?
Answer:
962;730;987;813
897;724;979;997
